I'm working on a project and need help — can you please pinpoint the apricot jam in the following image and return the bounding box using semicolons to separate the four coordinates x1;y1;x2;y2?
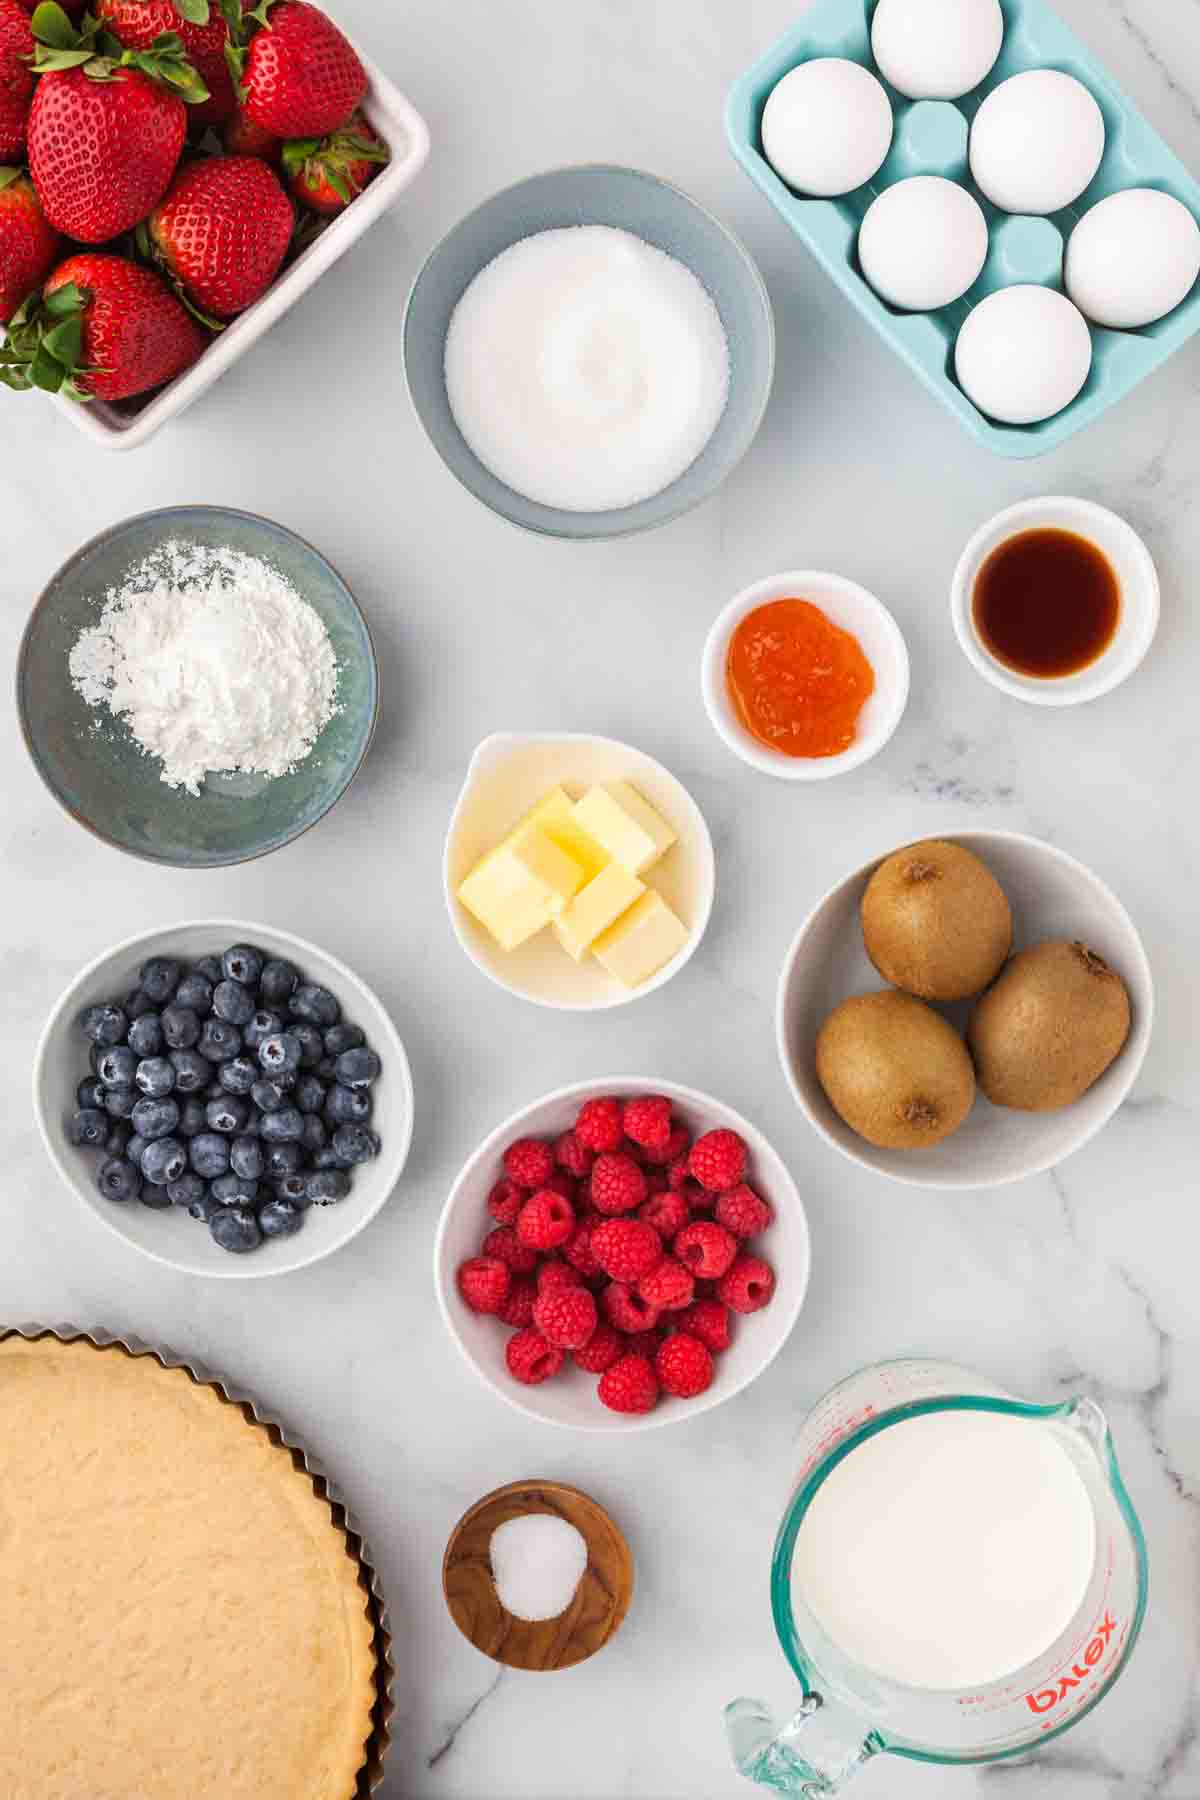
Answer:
726;598;876;759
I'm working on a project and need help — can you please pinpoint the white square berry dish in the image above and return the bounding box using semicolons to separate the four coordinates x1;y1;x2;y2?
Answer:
52;37;428;452
434;1078;811;1432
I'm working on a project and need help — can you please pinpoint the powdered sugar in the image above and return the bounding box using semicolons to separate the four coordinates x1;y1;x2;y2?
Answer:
69;541;340;796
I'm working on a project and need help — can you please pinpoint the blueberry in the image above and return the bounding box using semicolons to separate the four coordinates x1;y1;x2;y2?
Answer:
138;957;181;1003
104;1120;132;1158
69;1107;109;1148
306;1169;350;1206
189;1133;230;1179
135;1056;176;1098
218;1055;258;1096
140;1137;186;1186
300;1113;326;1155
258;1032;301;1079
174;971;213;1013
260;1106;303;1144
212;1172;259;1206
127;1012;164;1058
296;1023;326;1068
206;1095;248;1136
289;983;340;1028
239;1114;261;1139
335;1047;380;1088
324;1023;364;1057
167;1172;206;1209
102;1085;137;1120
274;1172;310;1207
126;1133;147;1167
258;958;299;1006
294;1074;326;1115
161;1005;200;1050
140;1184;173;1209
312;1145;342;1171
222;945;264;987
188;1187;224;1223
251;1080;285;1114
97;1157;141;1203
332;1124;380;1166
80;1002;127;1046
264;1141;303;1180
170;1048;211;1093
213;979;255;1027
198;1019;242;1063
205;1080;227;1101
97;1045;137;1088
77;1076;106;1110
124;989;157;1021
178;1097;207;1137
230;1135;264;1181
192;954;224;986
259;1198;304;1239
316;1057;338;1081
243;1010;281;1051
131;1096;180;1141
210;1205;262;1254
325;1084;371;1126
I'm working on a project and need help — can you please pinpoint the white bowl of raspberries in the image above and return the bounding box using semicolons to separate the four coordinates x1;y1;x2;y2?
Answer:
435;1079;811;1430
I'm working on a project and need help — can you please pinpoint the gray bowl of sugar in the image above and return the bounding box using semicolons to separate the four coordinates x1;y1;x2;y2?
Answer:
17;506;378;869
403;164;776;539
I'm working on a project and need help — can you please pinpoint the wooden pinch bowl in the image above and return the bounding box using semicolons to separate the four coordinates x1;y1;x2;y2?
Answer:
442;1480;634;1671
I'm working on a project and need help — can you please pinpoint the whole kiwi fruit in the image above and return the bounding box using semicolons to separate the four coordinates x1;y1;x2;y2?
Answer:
816;989;976;1150
861;839;1012;1001
968;939;1131;1111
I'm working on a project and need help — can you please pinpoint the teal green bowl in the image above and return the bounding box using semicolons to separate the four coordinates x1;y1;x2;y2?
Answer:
17;506;378;869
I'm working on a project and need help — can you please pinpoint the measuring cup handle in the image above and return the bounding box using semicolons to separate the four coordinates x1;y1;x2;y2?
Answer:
725;1694;876;1795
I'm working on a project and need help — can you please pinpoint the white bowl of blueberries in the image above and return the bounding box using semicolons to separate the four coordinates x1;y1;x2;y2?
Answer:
34;922;414;1278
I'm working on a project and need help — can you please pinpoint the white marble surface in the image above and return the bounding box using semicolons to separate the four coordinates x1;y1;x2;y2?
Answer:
3;0;1200;1794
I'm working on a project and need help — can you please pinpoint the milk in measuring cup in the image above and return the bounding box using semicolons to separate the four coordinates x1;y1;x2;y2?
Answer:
792;1409;1096;1690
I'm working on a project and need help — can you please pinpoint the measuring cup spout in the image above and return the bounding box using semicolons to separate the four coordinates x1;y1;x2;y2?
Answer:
725;1694;876;1795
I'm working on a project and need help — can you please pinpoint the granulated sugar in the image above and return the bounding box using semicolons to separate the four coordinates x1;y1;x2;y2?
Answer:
488;1513;588;1622
69;541;339;796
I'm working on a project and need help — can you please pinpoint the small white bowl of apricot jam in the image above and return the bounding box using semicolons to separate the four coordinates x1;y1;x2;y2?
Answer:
701;570;910;781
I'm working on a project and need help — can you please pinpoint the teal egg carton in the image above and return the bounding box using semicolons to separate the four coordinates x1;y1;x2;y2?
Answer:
726;0;1200;457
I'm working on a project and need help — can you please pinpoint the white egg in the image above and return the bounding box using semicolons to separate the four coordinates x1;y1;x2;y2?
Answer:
859;176;988;310
762;58;893;198
954;285;1092;423
1066;188;1200;328
871;0;1003;100
970;70;1105;215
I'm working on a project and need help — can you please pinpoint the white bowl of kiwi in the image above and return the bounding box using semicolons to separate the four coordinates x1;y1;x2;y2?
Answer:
776;832;1154;1189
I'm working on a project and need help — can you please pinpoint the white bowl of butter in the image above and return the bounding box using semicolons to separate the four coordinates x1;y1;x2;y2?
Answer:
444;733;715;1010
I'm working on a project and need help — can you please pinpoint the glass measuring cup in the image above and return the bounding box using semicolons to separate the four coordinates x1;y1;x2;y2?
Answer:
727;1359;1147;1795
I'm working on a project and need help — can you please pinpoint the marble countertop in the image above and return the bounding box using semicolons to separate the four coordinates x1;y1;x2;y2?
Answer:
3;0;1199;1794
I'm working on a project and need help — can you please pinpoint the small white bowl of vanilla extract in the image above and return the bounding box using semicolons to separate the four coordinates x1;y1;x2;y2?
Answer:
951;498;1160;707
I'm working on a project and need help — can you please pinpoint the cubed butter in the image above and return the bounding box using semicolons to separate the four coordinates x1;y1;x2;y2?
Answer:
525;787;610;884
571;782;677;876
458;823;585;952
553;864;646;961
591;890;689;988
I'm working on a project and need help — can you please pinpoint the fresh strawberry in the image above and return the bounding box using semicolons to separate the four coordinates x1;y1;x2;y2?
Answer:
0;168;59;325
223;100;279;160
96;0;237;123
0;0;34;160
282;107;386;215
232;0;365;140
146;154;292;318
27;7;208;242
0;252;204;400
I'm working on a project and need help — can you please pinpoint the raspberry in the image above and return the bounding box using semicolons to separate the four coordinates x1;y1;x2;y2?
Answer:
591;1152;647;1215
516;1189;575;1251
688;1129;749;1192
505;1327;564;1385
637;1258;695;1312
598;1354;659;1414
622;1095;672;1150
666;1151;691;1188
533;1284;598;1350
542;1170;577;1204
718;1253;775;1314
537;1259;581;1294
591;1217;662;1283
562;1215;603;1279
574;1096;624;1153
497;1275;536;1328
573;1322;624;1373
656;1332;714;1399
692;1277;719;1299
676;1297;731;1353
487;1177;524;1225
602;1281;661;1334
481;1225;538;1275
715;1183;774;1239
622;1327;665;1360
644;1169;669;1197
456;1255;510;1315
639;1187;689;1242
683;1179;715;1211
554;1130;594;1179
503;1136;555;1189
642;1124;691;1167
674;1220;738;1280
